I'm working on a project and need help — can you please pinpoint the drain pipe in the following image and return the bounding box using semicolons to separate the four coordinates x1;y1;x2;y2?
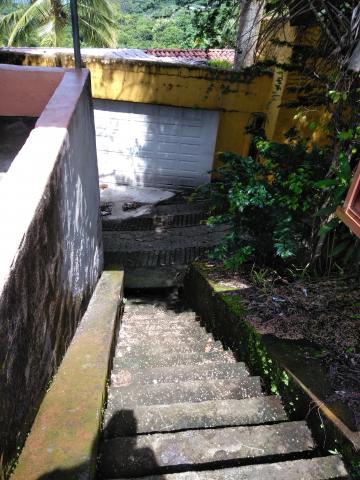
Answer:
70;0;82;69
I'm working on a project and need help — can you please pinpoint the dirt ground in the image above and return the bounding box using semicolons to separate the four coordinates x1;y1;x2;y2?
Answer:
205;264;360;428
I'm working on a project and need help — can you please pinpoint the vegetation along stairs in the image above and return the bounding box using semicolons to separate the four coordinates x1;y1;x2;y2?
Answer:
97;290;349;479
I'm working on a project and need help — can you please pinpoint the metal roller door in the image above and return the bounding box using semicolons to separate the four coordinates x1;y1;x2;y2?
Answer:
94;100;219;190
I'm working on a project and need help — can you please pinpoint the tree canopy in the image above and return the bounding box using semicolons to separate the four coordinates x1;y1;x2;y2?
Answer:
117;1;197;49
0;0;118;47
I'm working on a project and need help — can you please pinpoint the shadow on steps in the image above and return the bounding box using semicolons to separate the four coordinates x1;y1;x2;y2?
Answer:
36;410;165;480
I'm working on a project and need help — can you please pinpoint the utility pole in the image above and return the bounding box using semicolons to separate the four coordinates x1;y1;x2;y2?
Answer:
70;0;82;69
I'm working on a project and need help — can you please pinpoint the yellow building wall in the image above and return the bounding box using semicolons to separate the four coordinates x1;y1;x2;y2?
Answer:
266;26;329;145
0;43;325;168
0;50;274;168
85;60;273;167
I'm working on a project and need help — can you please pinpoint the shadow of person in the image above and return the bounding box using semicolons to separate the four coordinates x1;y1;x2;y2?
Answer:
37;409;166;480
99;409;166;479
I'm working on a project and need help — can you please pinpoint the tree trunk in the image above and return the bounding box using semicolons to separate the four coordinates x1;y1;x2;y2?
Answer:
349;39;360;72
234;0;264;70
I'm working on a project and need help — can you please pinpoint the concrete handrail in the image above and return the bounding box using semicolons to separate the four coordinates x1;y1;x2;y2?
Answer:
12;270;124;480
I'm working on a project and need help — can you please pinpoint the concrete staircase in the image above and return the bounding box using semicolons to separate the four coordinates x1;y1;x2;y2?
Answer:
98;291;348;479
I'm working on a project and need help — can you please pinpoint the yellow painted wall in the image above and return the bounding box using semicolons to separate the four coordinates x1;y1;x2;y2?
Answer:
0;43;325;168
0;50;274;168
265;26;328;145
85;60;273;166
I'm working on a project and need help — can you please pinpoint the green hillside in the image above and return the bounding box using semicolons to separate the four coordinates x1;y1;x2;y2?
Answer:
118;0;198;49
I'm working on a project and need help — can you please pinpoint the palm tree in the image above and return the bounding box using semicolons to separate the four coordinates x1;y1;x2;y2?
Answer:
0;0;118;47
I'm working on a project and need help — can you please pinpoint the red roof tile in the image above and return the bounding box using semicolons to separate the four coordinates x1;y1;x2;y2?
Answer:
144;49;235;63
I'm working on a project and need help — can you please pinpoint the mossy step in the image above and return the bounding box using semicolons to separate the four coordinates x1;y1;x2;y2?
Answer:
114;456;348;480
110;363;249;387
107;377;262;409
114;351;236;369
98;421;314;478
115;341;226;359
103;396;287;437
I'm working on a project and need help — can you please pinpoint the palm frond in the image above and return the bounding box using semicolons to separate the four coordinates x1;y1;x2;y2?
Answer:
78;0;118;47
0;0;53;46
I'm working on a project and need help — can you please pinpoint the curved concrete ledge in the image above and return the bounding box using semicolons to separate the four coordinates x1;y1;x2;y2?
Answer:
184;263;360;476
12;270;124;480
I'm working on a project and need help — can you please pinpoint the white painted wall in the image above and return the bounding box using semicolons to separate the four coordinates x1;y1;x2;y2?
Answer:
94;100;220;190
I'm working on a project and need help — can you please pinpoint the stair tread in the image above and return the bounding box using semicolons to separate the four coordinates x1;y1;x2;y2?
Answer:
114;351;236;369
107;378;262;408
98;421;315;477
103;396;287;437
112;456;348;480
118;330;214;344
116;340;224;356
110;363;249;387
122;318;200;327
119;326;209;338
103;224;229;253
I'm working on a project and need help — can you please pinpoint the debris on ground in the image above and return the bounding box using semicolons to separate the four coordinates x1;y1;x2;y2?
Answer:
100;184;175;220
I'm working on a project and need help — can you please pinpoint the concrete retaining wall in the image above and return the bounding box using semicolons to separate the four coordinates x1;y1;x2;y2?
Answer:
0;66;103;475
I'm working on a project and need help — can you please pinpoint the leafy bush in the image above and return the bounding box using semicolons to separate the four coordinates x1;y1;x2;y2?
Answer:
202;134;331;269
207;59;233;69
202;117;360;274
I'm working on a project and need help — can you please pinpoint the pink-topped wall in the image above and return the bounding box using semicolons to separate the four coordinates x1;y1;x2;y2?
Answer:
0;65;64;117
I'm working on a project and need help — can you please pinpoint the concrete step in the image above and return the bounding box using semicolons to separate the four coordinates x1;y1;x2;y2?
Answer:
110;363;249;387
122;312;198;324
118;325;213;337
114;456;348;480
121;317;200;328
120;321;204;332
102;208;209;232
124;266;188;289
118;330;214;345
115;341;225;359
117;335;224;357
119;323;210;337
107;377;262;409
103;224;229;254
98;421;315;478
103;396;287;437
114;351;236;369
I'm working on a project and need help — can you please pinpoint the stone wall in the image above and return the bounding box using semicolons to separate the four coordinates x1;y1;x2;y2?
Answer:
0;68;103;475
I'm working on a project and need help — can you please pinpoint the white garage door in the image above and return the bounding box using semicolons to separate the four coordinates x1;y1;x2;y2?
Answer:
93;100;220;190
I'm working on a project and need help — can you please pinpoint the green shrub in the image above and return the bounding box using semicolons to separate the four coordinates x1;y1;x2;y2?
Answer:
207;59;233;69
203;133;330;268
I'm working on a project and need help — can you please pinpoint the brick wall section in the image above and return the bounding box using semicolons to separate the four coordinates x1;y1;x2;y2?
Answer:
144;49;235;63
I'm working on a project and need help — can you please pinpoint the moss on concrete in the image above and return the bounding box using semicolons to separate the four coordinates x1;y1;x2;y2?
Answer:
11;270;124;480
184;263;360;479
